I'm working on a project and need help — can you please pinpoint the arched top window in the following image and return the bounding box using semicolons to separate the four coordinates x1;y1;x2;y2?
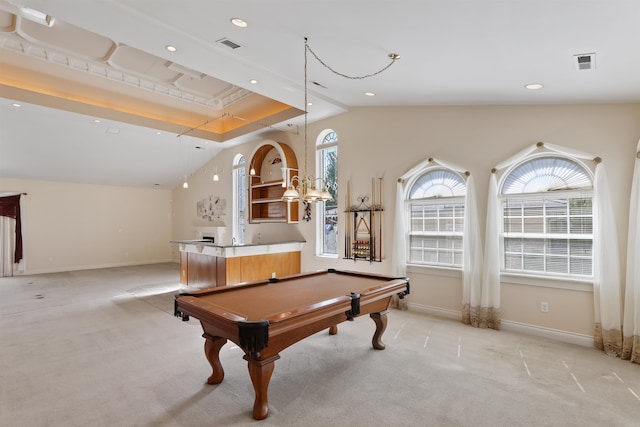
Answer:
406;167;467;268
499;154;593;278
233;154;246;167
409;168;467;199
501;156;592;195
319;130;338;147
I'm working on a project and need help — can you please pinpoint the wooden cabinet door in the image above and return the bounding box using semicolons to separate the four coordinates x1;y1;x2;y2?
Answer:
187;252;217;287
180;251;188;284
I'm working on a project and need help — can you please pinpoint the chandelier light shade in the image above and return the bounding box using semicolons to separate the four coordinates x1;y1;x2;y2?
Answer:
282;174;333;203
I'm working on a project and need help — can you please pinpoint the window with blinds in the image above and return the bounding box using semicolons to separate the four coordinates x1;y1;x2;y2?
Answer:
408;168;466;268
500;156;593;278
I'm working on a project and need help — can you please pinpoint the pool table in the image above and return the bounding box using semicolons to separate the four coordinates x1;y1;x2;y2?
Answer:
174;268;409;420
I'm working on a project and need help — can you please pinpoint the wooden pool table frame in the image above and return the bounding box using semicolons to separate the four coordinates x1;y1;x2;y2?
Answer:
174;268;409;420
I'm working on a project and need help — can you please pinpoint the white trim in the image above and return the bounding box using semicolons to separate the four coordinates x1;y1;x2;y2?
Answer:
16;259;176;276
406;303;594;347
501;272;593;292
407;302;461;320
407;264;462;278
316;133;338;257
405;266;592;291
232;155;246;245
315;253;338;260
316;128;338;149
501;319;593;347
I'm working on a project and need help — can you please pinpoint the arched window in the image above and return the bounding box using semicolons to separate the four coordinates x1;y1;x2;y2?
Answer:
407;168;467;267
500;155;593;277
232;155;246;245
316;130;338;256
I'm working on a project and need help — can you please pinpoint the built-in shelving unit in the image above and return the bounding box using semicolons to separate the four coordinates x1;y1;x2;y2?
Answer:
249;141;299;223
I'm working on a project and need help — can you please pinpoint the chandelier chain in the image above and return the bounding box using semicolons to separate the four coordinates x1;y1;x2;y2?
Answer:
285;38;398;205
302;38;399;174
305;42;399;80
304;38;309;177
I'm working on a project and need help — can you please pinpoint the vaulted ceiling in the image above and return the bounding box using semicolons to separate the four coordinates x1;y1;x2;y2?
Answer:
1;0;639;189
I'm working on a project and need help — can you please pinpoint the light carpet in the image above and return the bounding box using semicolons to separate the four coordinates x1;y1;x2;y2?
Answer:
1;263;639;426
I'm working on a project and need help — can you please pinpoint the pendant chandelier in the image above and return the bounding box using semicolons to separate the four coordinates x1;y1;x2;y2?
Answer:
281;38;399;204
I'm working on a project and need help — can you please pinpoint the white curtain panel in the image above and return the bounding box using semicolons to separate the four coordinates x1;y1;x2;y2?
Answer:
431;159;484;327
623;142;640;363
391;180;409;310
592;163;624;356
393;157;438;280
480;173;501;329
0;216;16;277
480;143;544;330
392;180;407;278
461;174;485;327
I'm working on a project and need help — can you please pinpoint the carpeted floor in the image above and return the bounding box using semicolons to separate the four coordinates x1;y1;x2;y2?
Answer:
1;263;638;426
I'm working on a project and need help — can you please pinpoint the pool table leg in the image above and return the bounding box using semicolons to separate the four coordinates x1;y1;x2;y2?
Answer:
328;325;338;335
370;310;389;350
245;354;280;420
203;335;227;384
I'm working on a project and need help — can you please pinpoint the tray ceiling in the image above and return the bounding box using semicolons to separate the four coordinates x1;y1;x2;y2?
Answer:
0;7;302;143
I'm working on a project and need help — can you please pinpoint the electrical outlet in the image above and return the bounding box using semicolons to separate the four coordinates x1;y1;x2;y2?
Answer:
540;302;549;313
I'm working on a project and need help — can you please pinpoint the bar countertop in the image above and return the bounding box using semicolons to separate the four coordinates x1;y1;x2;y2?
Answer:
171;239;306;258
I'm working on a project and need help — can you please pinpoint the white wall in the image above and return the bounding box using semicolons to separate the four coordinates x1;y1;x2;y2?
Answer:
0;178;173;274
7;103;637;342
173;103;640;341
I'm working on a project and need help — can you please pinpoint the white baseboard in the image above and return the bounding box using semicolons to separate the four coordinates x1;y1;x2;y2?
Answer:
407;302;461;320
18;259;177;276
501;320;593;347
407;302;593;347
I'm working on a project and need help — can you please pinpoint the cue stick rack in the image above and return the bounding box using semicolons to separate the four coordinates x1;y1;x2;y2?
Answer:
344;178;383;263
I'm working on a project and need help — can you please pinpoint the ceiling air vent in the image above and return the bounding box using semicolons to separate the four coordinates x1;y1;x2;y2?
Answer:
217;38;242;50
574;53;595;71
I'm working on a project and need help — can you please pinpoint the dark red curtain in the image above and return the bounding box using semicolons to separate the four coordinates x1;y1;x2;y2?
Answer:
0;195;23;263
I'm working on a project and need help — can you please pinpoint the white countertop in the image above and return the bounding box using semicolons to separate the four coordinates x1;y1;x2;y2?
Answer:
171;240;305;258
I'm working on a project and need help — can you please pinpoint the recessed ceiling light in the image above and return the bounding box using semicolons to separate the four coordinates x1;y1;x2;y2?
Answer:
11;103;21;107
307;102;313;106
93;119;101;123
525;83;544;90
165;45;177;52
249;79;258;84
156;131;161;135
231;18;248;28
365;92;376;97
